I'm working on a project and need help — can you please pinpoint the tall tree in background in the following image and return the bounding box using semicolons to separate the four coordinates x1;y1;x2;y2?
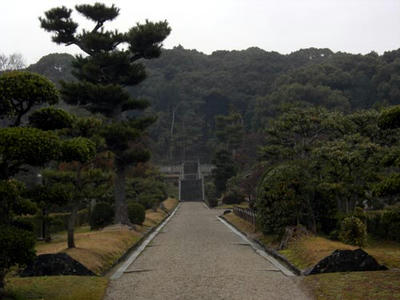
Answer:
40;2;171;224
0;53;25;71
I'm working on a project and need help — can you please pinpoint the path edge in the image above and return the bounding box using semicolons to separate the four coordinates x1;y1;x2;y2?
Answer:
104;203;180;278
219;214;302;276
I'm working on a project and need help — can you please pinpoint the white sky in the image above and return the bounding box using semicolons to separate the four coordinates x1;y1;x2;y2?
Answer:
1;0;400;64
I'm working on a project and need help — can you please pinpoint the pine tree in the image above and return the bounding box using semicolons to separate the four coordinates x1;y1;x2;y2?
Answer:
40;3;171;224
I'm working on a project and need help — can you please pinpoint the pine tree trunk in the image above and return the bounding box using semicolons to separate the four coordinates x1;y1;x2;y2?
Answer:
114;165;130;225
43;208;51;242
0;270;5;298
67;204;79;248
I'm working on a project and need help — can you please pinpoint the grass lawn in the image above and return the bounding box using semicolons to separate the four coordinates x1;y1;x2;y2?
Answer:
277;235;400;270
278;236;356;270
365;237;400;269
36;226;141;275
36;198;178;275
217;202;249;209
223;211;400;300
143;198;178;227
163;197;179;211
4;198;179;300
223;212;280;247
4;276;108;300
304;270;400;300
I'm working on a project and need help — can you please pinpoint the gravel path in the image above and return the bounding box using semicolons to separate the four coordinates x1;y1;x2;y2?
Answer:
105;202;309;300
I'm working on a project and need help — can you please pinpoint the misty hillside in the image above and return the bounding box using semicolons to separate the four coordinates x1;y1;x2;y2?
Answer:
28;46;400;163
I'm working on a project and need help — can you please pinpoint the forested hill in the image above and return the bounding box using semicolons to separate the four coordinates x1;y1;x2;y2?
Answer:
28;46;400;163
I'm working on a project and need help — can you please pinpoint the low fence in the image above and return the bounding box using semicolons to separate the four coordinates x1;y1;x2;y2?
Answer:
233;207;256;225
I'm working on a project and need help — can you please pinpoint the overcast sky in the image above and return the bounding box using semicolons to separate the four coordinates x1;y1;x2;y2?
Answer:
1;0;400;65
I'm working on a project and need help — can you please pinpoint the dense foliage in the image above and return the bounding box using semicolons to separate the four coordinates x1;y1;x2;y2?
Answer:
90;202;114;230
40;2;170;225
127;202;145;225
338;216;367;247
25;41;400;245
0;71;59;126
0;71;62;292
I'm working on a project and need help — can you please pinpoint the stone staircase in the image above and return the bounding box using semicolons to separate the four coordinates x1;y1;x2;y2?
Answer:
179;161;204;202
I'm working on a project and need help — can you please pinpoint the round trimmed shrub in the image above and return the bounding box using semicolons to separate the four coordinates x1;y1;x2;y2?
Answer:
339;216;367;247
127;202;145;225
90;202;114;230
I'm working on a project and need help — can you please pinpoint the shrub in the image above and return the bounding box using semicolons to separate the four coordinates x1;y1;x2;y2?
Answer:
90;202;114;230
127;177;168;210
29;107;75;131
354;207;367;224
328;230;339;241
137;193;159;210
205;182;218;207
339;216;367;247
0;225;36;286
127;202;145;225
222;190;245;205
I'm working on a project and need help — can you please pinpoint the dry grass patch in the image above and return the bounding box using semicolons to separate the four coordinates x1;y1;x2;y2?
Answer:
218;202;249;209
223;213;279;247
35;199;178;274
223;213;400;300
162;197;178;212
36;228;140;274
142;198;178;227
366;238;400;269
304;270;400;300
279;236;357;270
143;208;167;227
5;276;108;300
278;235;400;270
224;213;256;234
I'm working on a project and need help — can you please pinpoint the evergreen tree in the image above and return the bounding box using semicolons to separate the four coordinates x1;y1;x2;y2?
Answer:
40;2;171;224
0;72;61;294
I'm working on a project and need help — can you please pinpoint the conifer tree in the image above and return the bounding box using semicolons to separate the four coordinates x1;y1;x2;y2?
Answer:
40;3;171;224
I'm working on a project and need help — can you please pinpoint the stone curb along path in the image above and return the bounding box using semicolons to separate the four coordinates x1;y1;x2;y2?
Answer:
109;203;181;279
219;214;303;276
105;202;309;300
217;216;297;276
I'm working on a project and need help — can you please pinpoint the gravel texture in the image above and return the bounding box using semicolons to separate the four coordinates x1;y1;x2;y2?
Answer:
105;202;310;300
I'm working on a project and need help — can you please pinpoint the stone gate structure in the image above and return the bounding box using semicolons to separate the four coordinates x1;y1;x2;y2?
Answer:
179;160;204;202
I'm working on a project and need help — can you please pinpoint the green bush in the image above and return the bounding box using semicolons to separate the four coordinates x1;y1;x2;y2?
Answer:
0;225;36;282
90;202;114;230
366;207;400;241
222;190;245;205
354;207;367;224
127;177;168;210
328;229;339;241
127;202;145;225
205;182;218;207
137;193;159;210
339;216;367;247
384;209;400;241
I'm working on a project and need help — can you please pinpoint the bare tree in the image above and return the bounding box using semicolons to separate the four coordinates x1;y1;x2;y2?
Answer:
0;53;26;71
